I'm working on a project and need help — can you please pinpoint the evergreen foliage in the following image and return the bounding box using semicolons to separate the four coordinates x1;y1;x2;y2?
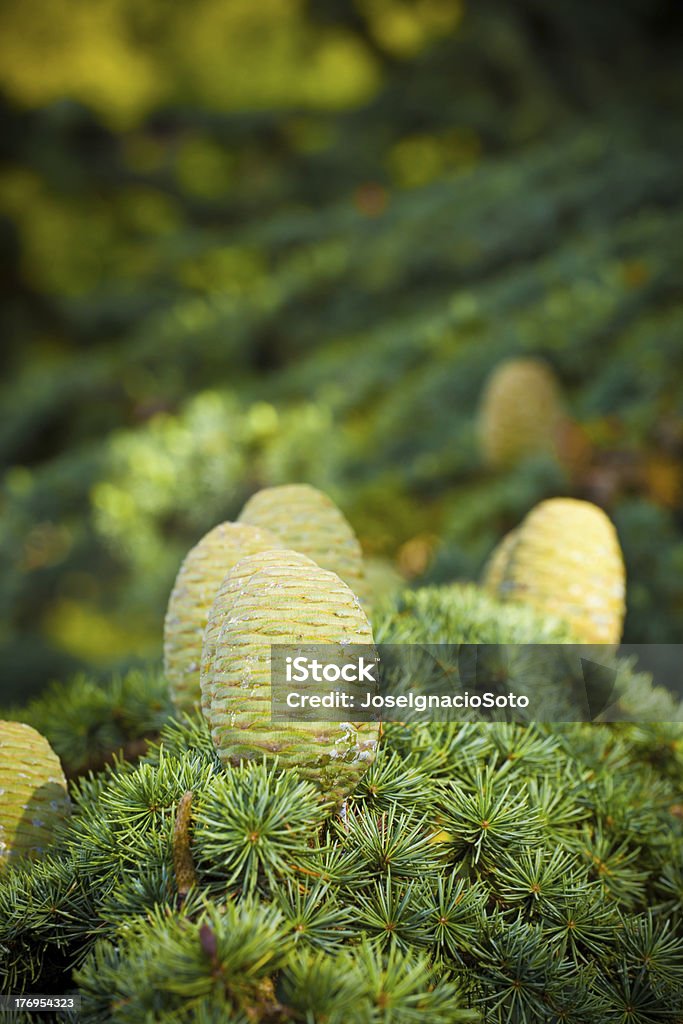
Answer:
1;586;682;1021
2;670;173;776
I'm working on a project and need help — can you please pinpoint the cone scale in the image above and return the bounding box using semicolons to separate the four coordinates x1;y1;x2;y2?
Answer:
200;547;313;718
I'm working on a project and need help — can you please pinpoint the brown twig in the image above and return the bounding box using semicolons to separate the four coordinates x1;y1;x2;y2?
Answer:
173;790;197;905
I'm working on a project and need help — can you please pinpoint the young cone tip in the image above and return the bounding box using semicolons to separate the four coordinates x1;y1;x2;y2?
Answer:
238;484;369;607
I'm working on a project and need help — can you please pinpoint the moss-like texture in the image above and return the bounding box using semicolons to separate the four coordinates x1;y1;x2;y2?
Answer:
164;522;284;712
493;498;626;644
0;721;70;870
238;485;368;606
204;549;379;804
477;358;567;468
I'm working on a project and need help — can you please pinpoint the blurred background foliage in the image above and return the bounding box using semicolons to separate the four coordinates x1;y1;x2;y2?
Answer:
1;0;682;703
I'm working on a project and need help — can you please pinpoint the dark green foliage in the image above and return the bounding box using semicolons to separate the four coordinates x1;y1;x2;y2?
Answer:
273;879;354;952
192;764;328;896
438;766;544;868
333;804;442;880
2;669;173;775
75;899;290;1024
75;905;477;1024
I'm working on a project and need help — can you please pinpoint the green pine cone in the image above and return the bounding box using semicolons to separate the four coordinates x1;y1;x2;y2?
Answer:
164;522;284;712
237;484;368;606
0;721;70;870
200;547;313;719
477;357;566;467
497;497;626;644
203;549;379;804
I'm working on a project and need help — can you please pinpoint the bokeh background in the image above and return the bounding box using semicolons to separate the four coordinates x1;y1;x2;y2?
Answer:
1;0;682;705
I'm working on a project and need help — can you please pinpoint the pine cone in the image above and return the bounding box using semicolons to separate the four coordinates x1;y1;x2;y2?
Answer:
164;522;284;712
200;547;313;718
203;549;379;804
0;721;70;870
497;498;626;644
477;358;566;467
238;484;368;606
